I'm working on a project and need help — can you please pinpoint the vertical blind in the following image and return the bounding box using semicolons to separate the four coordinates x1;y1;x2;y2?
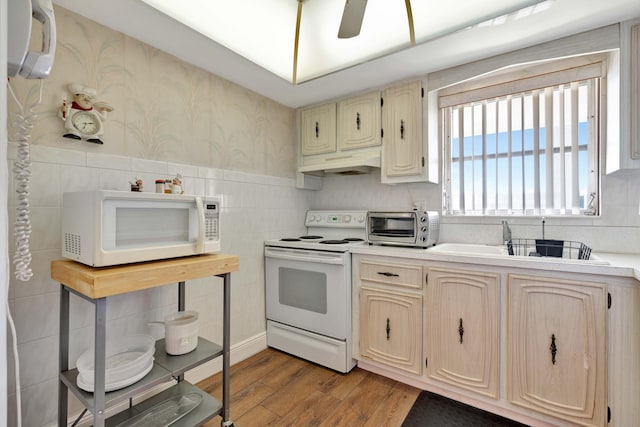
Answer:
440;62;602;216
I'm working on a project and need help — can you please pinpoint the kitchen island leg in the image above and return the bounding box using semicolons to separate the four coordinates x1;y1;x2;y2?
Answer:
58;287;70;426
221;272;233;427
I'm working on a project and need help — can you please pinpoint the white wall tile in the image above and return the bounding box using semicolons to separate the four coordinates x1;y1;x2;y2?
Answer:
26;162;62;207
29;145;87;166
14;378;58;426
198;167;224;180
14;293;60;344
87;152;133;170
168;162;198;178
132;158;169;175
61;164;102;194
12;250;60;298
17;336;59;387
28;207;62;251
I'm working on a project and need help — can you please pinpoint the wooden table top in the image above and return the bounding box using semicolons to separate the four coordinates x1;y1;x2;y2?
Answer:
51;253;239;299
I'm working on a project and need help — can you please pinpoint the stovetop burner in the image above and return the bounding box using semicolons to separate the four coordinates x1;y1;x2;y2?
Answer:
280;238;301;242
320;239;349;244
344;237;364;242
299;235;323;240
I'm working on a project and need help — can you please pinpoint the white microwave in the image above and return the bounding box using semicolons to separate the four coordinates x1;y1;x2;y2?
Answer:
62;190;221;267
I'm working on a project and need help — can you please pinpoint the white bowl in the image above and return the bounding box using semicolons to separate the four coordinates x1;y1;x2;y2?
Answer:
76;334;155;390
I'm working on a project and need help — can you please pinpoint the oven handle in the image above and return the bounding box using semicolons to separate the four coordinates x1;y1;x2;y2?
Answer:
265;247;346;265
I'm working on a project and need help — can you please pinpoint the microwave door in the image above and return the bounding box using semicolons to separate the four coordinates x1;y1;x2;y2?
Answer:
100;197;201;265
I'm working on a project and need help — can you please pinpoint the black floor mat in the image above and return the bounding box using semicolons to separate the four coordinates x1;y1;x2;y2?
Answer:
402;391;530;427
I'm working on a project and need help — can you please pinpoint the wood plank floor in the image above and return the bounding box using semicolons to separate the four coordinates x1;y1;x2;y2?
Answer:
198;348;421;427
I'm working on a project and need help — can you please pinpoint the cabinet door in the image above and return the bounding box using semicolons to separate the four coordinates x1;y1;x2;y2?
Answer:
360;286;422;375
300;103;337;156
382;81;423;178
338;92;381;151
426;268;500;399
508;274;607;427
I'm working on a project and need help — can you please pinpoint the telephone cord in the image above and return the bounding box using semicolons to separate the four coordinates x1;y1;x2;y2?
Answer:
6;79;44;427
7;81;40;282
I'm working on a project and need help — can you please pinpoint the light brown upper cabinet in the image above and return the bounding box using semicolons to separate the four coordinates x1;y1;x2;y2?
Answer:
300;102;337;156
382;81;426;183
337;91;381;151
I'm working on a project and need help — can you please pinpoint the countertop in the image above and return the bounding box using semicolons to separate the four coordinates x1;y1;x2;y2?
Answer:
349;243;640;281
50;253;240;298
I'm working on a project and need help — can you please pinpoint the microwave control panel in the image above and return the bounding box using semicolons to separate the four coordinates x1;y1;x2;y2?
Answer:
203;199;220;240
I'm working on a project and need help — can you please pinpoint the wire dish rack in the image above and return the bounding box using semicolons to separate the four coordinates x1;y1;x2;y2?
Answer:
507;239;592;260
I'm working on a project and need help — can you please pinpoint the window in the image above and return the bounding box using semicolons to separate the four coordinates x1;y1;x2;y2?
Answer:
440;59;603;216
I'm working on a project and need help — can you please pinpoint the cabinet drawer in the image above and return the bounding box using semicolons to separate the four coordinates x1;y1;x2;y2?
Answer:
359;259;423;289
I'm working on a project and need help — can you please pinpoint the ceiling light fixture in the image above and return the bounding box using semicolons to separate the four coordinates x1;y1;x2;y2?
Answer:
139;0;549;85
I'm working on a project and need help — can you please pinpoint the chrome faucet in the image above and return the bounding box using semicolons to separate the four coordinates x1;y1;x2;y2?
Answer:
501;220;511;243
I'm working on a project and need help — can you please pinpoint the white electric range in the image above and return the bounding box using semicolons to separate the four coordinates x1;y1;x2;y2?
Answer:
264;210;368;373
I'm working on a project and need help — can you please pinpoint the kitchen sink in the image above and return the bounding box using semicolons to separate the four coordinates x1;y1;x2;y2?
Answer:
428;243;509;256
429;241;609;264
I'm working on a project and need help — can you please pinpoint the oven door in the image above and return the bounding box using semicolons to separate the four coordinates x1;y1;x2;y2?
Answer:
265;246;350;340
366;212;418;245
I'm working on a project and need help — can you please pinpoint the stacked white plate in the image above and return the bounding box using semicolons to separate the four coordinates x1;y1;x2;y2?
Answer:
76;334;155;392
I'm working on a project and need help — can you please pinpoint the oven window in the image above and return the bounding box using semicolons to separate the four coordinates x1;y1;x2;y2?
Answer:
371;217;415;237
278;267;327;314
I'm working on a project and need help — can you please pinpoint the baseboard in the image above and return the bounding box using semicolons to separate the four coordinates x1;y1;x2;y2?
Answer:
184;332;267;384
64;332;267;426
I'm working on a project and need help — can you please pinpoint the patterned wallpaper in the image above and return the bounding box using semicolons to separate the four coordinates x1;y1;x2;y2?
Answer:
7;5;297;178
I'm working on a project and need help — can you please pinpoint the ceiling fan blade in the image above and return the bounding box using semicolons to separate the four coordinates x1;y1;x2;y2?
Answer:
338;0;367;39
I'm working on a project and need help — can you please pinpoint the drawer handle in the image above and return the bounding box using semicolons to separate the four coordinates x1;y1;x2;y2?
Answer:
315;121;319;138
356;112;361;130
377;271;399;277
386;318;391;340
400;119;405;139
550;334;557;365
459;318;464;344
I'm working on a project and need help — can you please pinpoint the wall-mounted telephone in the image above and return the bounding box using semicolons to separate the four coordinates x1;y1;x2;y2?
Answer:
6;0;57;282
7;0;57;79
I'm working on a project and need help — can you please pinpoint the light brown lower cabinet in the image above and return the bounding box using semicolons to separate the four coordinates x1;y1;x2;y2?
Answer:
426;268;500;399
359;286;422;375
508;274;607;427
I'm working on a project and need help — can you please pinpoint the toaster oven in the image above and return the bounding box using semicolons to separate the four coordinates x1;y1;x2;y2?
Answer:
366;211;439;248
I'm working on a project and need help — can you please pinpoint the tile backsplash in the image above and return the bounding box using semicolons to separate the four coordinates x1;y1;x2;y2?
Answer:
311;169;640;253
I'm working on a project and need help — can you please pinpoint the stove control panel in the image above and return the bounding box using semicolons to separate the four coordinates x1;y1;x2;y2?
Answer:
305;210;367;228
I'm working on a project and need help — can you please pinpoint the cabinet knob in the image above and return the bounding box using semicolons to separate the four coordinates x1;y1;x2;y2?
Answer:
356;112;361;130
386;318;391;340
400;119;405;139
550;334;557;365
315;121;319;138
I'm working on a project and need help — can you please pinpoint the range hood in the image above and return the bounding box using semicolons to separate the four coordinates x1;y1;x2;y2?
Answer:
297;150;381;175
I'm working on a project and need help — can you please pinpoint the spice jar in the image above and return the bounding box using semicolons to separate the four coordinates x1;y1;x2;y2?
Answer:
155;179;165;193
164;179;172;194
